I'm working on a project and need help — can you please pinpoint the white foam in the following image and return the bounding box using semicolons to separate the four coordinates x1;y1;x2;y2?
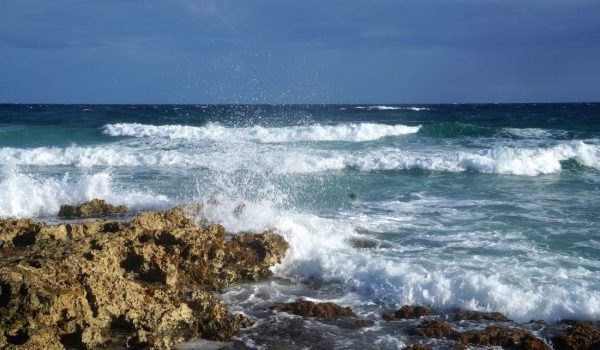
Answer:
1;141;598;176
348;141;600;175
0;167;171;218
0;144;346;173
370;105;401;110
198;199;600;322
0;146;144;167
102;122;421;143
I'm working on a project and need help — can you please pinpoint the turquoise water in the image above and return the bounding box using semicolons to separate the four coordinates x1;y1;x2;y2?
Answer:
1;104;599;335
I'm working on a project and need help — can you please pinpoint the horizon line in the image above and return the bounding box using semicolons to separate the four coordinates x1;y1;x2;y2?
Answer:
1;101;599;106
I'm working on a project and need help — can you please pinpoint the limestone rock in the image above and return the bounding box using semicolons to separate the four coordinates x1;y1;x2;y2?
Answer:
552;321;600;350
383;305;431;320
456;326;549;350
411;319;455;338
58;199;127;218
274;299;355;320
0;218;41;248
451;309;510;322
0;206;288;350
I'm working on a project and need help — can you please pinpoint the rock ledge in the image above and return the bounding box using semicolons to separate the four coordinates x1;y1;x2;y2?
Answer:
0;204;288;349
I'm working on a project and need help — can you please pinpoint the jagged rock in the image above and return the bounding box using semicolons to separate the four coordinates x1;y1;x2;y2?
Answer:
402;344;433;350
58;199;127;218
451;309;510;322
411;319;455;338
273;299;355;320
383;305;432;320
0;206;288;350
552;321;600;350
456;326;549;350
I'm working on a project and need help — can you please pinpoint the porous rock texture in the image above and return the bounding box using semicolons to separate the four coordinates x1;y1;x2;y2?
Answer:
58;199;127;218
451;309;510;322
408;318;550;350
273;299;355;320
0;204;288;349
552;321;600;350
410;319;455;338
455;326;550;350
382;305;431;320
273;299;375;329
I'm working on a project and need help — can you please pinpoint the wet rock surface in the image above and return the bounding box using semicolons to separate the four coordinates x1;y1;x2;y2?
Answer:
451;309;510;322
455;326;549;350
274;299;355;320
411;320;455;338
0;204;288;349
58;199;128;218
383;305;432;320
374;305;557;350
552;321;600;350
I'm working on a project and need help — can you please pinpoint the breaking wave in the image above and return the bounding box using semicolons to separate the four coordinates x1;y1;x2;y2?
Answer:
201;199;600;322
1;141;598;175
350;141;600;175
102;122;421;143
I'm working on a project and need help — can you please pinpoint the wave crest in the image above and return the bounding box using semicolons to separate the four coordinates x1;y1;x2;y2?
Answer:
350;141;600;175
102;122;421;142
1;141;598;175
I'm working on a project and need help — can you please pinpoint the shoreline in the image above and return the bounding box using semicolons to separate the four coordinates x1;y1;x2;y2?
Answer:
0;200;598;349
0;202;288;349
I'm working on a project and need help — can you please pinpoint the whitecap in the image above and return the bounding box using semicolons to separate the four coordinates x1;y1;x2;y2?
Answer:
1;141;599;176
102;122;421;143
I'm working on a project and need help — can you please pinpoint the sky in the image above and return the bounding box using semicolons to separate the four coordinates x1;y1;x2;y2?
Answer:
1;0;599;104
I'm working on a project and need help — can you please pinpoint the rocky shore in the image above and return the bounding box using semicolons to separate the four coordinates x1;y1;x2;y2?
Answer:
0;202;288;349
265;301;599;350
1;200;598;349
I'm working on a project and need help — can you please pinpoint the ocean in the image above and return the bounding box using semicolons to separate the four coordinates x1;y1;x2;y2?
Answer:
1;103;599;348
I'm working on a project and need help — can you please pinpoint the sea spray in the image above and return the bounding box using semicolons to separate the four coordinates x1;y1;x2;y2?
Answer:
0;167;171;218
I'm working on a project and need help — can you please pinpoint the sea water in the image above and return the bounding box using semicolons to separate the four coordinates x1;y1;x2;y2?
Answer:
1;103;599;348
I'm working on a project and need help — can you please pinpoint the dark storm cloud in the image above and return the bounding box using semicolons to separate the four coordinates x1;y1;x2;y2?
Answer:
0;0;599;103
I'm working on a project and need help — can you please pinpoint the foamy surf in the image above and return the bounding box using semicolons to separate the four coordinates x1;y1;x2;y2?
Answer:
1;140;598;175
0;167;171;218
350;140;600;175
200;198;600;322
102;122;421;142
